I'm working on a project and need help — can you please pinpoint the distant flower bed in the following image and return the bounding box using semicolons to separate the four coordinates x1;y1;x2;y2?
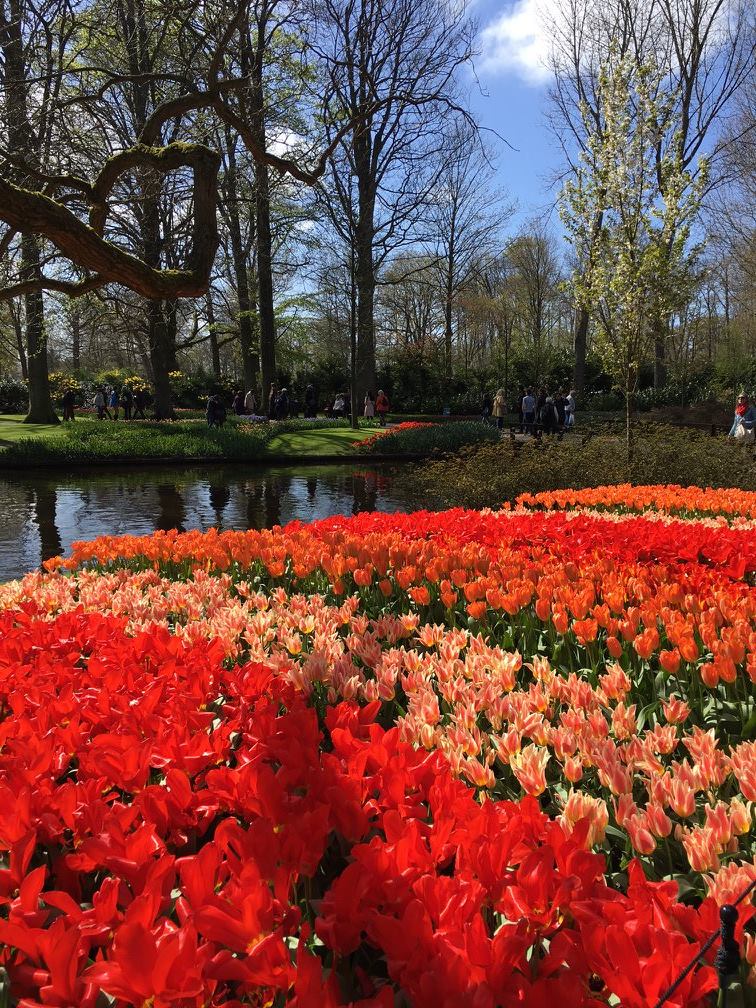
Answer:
357;419;499;454
517;483;756;522
355;420;435;449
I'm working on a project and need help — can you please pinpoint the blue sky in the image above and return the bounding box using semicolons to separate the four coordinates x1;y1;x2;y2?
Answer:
468;0;566;228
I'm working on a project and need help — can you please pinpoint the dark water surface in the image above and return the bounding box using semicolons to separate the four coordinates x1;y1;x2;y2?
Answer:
0;463;433;582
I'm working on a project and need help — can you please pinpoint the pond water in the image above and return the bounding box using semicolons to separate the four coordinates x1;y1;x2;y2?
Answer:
0;463;434;582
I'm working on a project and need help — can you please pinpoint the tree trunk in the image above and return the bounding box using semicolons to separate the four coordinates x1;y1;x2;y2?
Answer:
653;332;667;389
224;134;258;392
444;226;455;381
444;273;454;383
352;111;377;404
250;31;276;400
22;233;58;423
2;0;56;422
148;300;176;419
349;251;358;430
573;305;588;394
625;384;634;463
355;236;377;404
206;292;221;380
71;305;81;372
11;303;28;380
142;189;175;417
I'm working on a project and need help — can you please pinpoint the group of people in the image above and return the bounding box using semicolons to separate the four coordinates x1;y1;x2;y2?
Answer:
231;389;258;416
267;385;293;420
204;383;393;428
328;390;390;424
482;386;577;435
363;390;390;425
92;385;148;421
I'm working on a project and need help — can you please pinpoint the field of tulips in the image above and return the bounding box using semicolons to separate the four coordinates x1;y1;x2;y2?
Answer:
1;484;755;1006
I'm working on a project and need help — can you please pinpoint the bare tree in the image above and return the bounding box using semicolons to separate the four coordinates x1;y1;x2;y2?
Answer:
313;0;476;402
506;223;564;381
424;120;513;380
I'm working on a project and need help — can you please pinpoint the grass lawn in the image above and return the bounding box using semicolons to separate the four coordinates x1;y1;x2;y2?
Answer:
0;414;66;444
0;414;369;465
264;426;365;455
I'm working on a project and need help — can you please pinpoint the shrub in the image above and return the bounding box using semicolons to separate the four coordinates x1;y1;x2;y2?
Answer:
48;372;84;405
0;375;28;413
417;423;756;508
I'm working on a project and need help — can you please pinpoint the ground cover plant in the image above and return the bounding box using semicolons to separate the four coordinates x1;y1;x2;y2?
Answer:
1;486;755;1006
418;425;756;508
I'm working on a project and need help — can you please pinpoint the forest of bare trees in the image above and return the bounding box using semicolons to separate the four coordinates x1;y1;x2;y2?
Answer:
1;0;754;420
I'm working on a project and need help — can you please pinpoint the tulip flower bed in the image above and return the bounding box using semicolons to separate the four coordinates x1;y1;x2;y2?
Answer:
1;486;755;1006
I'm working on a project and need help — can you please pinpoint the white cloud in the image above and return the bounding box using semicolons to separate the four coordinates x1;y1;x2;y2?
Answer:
478;0;553;85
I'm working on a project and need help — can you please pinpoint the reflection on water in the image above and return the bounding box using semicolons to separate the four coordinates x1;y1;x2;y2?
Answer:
0;464;430;582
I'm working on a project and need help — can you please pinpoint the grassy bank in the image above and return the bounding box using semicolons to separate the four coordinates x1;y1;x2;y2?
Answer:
0;415;367;466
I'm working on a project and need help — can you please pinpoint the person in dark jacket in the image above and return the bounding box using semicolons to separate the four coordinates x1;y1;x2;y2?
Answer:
133;388;146;419
536;388;547;430
275;387;290;420
120;385;133;420
232;390;245;416
304;384;317;418
542;394;558;436
481;391;493;423
62;388;75;421
268;383;277;420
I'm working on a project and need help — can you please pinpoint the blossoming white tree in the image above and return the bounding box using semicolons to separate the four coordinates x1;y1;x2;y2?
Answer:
560;49;706;458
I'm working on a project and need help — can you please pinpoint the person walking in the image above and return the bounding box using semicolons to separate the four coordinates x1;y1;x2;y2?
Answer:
728;393;756;442
555;389;567;430
268;383;277;420
232;390;245;416
133;388;146;420
565;389;576;429
275;387;290;420
120;385;133;420
481;390;493;423
492;388;507;430
542;392;558;436
304;384;317;418
206;394;227;428
517;386;526;432
522;387;536;435
536;388;547;432
108;386;119;420
332;392;346;418
62;388;75;421
364;391;375;419
244;388;256;414
94;388;106;420
375;389;390;426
